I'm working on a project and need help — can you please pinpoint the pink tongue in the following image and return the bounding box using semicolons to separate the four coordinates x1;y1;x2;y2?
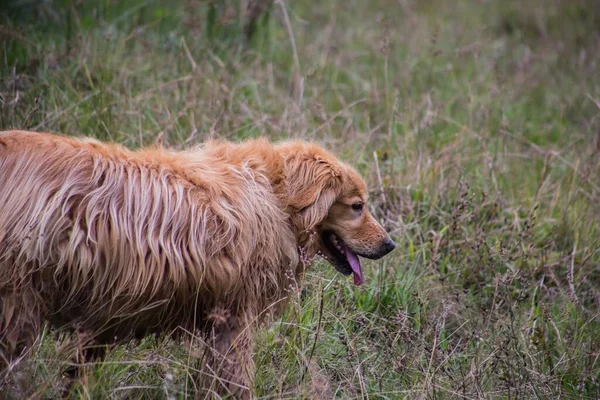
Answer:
344;247;363;285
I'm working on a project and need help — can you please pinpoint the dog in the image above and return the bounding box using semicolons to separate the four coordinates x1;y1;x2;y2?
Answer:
0;130;395;398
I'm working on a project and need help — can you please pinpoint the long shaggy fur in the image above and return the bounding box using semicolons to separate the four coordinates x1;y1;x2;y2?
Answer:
0;130;393;398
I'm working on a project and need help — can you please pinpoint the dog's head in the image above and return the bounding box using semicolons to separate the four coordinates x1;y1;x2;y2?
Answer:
277;141;396;285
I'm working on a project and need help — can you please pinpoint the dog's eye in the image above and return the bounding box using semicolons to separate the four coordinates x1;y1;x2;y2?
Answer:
351;203;363;211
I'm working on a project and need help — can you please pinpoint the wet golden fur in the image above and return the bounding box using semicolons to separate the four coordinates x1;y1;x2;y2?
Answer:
0;130;393;397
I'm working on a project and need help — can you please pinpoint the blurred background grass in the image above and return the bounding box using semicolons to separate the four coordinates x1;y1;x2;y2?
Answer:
1;0;599;398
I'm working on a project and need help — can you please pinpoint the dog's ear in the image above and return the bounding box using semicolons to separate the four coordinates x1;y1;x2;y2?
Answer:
284;153;342;230
299;187;337;231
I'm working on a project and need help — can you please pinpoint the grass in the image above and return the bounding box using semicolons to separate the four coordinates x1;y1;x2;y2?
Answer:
1;0;600;398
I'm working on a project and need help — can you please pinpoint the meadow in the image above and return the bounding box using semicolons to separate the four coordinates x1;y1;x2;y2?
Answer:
1;0;599;398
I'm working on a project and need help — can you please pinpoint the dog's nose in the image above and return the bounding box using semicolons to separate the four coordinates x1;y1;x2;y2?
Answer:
379;237;396;257
365;237;398;260
382;237;396;255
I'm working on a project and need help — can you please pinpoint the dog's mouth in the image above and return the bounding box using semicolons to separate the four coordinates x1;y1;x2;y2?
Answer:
320;231;364;285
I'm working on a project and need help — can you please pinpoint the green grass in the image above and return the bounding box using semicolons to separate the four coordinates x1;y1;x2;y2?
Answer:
1;0;600;398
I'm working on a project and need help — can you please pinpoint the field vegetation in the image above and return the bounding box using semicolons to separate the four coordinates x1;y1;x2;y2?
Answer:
1;0;599;398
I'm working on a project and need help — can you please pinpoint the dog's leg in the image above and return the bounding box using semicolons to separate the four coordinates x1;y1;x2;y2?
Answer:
61;332;108;397
201;313;255;400
0;289;44;396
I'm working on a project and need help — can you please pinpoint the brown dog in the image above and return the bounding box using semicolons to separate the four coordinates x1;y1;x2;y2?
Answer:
0;130;395;397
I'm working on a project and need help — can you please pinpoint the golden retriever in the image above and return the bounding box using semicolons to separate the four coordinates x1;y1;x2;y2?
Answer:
0;130;395;397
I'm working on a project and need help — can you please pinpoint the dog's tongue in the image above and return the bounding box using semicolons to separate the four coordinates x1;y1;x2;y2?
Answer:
344;247;363;285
